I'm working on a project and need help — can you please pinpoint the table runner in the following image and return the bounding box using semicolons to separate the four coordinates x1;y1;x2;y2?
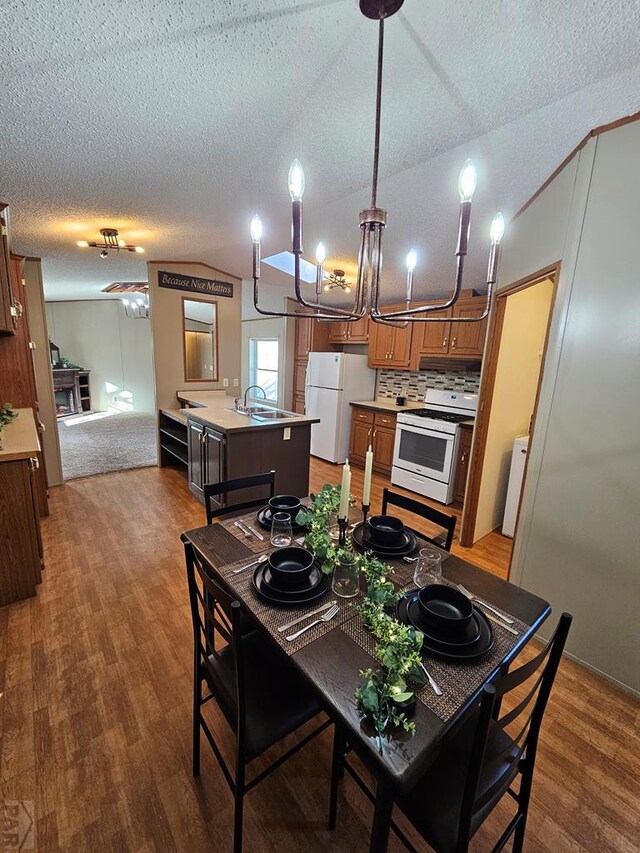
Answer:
217;509;529;721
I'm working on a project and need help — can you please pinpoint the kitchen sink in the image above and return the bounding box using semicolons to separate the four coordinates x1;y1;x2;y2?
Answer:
226;405;299;420
249;410;296;420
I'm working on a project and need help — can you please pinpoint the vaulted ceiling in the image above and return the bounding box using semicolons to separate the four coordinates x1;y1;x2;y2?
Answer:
2;0;639;301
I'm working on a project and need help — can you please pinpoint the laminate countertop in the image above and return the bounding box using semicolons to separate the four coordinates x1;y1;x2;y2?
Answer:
350;398;425;413
0;409;40;462
176;391;319;434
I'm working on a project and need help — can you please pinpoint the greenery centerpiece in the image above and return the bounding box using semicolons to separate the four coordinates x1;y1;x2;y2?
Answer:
296;483;427;753
0;403;18;449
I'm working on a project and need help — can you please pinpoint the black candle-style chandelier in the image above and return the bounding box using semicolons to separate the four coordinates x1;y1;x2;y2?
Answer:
250;0;504;325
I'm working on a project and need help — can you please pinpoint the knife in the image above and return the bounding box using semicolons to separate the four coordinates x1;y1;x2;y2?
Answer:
235;519;264;541
277;600;337;633
483;611;519;636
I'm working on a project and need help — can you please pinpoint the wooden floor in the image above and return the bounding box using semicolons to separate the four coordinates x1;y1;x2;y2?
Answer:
1;464;638;852
309;458;513;580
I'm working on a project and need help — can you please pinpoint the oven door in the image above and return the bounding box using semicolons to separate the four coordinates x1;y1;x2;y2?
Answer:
392;422;456;483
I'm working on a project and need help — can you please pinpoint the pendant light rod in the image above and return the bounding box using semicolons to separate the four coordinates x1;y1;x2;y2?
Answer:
371;20;384;209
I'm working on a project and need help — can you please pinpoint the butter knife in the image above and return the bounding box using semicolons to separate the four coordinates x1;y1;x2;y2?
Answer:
483;611;519;636
235;519;264;541
277;600;337;633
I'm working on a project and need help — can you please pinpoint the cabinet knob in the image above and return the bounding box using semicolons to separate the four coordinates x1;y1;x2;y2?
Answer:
451;337;457;349
461;452;467;464
443;337;448;349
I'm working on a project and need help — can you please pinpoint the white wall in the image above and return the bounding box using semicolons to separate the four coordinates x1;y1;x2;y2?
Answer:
46;300;155;412
149;262;241;411
23;260;63;485
241;280;295;409
506;121;640;693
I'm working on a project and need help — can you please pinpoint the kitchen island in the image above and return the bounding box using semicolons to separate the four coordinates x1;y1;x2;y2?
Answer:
161;390;320;509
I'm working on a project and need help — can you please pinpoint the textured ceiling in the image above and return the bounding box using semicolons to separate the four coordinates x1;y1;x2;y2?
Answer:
1;0;639;301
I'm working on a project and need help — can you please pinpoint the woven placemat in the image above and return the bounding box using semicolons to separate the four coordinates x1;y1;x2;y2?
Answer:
218;553;361;655
340;587;529;722
219;513;271;554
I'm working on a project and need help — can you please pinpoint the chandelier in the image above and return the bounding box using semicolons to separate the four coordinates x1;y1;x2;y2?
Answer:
323;269;352;294
77;228;144;258
250;0;504;325
121;292;149;319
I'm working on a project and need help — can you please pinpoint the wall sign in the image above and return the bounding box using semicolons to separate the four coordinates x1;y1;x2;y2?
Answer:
157;270;234;298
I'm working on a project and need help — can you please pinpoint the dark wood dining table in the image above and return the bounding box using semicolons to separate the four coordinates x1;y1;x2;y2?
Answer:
181;513;551;853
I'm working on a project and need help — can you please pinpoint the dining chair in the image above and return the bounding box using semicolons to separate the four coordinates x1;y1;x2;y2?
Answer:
330;612;572;853
204;469;276;524
381;488;457;551
184;541;331;853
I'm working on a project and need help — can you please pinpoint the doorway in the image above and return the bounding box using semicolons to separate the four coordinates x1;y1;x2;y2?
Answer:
460;265;558;565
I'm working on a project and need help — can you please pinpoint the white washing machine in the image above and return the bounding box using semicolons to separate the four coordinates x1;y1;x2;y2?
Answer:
502;435;529;537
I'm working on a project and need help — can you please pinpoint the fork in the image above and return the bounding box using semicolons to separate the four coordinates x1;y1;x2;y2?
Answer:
456;583;515;624
285;604;339;642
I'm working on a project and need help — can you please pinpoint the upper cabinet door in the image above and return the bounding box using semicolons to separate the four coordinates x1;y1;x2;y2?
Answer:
346;316;369;343
294;317;312;358
0;206;16;334
367;321;394;368
387;306;413;368
328;321;348;343
450;298;488;357
410;306;452;362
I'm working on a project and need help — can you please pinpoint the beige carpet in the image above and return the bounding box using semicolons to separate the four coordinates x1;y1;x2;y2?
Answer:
58;411;158;480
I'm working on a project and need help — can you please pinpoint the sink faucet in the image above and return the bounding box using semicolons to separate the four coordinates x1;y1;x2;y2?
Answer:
242;385;267;408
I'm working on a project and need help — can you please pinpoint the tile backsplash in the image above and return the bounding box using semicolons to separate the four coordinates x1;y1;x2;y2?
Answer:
377;368;481;400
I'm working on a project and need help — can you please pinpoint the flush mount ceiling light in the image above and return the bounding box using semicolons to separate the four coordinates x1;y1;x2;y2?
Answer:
76;228;144;258
250;0;504;325
323;269;351;294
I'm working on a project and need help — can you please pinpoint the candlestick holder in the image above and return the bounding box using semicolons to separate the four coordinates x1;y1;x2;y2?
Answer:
361;503;370;527
338;516;349;547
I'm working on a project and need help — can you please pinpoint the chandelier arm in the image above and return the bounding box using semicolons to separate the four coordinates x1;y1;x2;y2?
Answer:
252;275;357;320
370;244;500;323
291;252;364;319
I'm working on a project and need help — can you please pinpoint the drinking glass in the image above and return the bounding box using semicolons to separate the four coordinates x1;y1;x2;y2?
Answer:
413;547;443;588
331;553;360;598
270;512;293;548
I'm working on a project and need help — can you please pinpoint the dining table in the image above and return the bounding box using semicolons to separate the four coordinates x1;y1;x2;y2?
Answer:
181;505;551;853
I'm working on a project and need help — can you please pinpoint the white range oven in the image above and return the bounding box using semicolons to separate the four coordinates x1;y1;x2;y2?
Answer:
391;389;478;504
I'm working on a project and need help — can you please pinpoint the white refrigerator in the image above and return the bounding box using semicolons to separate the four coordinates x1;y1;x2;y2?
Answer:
305;352;376;463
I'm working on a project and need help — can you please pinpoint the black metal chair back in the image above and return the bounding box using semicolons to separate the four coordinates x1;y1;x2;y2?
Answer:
381;487;457;551
452;612;573;852
204;470;276;524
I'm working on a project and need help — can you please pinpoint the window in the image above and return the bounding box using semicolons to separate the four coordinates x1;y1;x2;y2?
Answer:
249;338;279;402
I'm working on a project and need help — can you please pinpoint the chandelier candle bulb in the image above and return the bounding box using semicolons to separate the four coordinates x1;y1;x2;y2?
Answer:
251;215;262;279
339;460;351;520
458;159;477;202
405;249;417;303
363;444;374;507
487;212;505;284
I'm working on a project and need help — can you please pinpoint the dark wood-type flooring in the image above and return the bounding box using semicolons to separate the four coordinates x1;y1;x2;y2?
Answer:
1;464;638;851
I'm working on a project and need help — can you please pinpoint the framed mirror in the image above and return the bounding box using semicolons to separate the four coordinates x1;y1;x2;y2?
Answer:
182;297;218;382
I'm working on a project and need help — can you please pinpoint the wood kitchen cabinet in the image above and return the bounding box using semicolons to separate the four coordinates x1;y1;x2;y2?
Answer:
349;406;398;477
293;315;333;413
0;205;16;334
368;307;413;369
0;410;44;606
188;420;225;508
329;316;369;344
409;294;487;368
453;423;473;503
